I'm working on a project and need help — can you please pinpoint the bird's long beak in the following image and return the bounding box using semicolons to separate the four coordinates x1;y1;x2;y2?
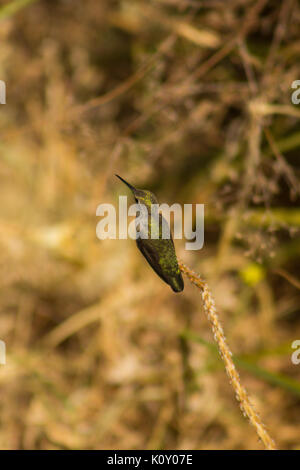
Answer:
115;174;136;192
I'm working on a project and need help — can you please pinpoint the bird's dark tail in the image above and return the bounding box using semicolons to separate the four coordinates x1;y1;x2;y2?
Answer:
170;273;184;292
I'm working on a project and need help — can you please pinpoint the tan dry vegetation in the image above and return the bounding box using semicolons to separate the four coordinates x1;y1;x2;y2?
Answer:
0;0;300;450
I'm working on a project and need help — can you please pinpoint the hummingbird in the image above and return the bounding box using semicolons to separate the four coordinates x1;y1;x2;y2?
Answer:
116;175;184;293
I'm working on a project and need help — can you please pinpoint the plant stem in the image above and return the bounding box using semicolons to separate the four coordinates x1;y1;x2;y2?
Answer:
179;261;276;450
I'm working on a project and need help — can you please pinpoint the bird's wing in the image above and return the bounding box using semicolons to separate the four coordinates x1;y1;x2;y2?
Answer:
136;238;171;287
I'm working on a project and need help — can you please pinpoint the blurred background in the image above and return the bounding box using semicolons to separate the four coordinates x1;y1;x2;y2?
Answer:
0;0;300;450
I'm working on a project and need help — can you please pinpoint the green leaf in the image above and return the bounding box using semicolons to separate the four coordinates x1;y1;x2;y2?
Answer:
0;0;39;20
181;330;300;398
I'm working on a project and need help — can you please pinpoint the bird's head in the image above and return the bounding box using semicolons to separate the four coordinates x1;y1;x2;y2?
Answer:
115;174;158;207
